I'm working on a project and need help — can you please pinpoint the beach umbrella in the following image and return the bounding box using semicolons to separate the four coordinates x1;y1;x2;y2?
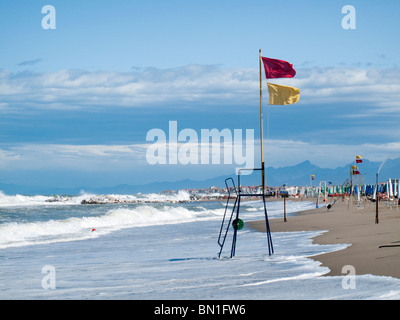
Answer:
387;180;390;199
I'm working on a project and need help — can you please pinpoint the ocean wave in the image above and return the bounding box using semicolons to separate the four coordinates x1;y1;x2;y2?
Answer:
0;204;225;249
0;188;316;249
0;190;193;207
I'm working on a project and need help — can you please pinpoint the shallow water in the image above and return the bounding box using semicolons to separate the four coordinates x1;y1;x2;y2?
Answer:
0;192;399;299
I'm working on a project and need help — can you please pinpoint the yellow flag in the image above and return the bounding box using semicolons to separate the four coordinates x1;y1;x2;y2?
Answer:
351;165;358;170
267;83;300;105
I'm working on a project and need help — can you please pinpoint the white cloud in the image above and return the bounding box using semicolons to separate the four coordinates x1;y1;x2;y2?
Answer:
0;66;257;110
0;149;21;162
1;138;399;173
1;65;400;112
0;144;148;170
276;67;400;110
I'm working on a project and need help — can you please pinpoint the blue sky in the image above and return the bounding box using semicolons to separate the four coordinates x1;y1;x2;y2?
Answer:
0;0;400;189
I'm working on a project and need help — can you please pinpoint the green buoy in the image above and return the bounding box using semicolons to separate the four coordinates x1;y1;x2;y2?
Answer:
232;218;244;230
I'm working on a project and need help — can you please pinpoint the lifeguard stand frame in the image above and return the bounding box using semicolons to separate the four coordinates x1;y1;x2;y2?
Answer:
217;166;273;258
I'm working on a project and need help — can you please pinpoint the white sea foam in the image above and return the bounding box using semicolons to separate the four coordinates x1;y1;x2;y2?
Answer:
0;191;85;207
0;190;193;207
0;204;226;249
0;192;316;249
1;197;400;300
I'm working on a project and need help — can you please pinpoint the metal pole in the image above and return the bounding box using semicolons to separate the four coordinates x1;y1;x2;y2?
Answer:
259;49;265;193
262;193;273;255
284;194;287;222
231;194;241;258
376;173;379;224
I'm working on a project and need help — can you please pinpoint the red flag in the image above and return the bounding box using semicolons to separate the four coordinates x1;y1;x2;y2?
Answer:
262;57;296;79
352;170;360;175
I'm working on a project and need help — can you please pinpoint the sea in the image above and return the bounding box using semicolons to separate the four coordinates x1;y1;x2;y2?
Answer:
1;190;400;300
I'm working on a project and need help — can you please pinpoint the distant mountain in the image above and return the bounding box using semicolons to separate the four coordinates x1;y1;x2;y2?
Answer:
264;158;382;187
0;158;397;195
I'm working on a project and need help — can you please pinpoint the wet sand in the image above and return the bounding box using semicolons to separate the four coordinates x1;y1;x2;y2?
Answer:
248;197;400;278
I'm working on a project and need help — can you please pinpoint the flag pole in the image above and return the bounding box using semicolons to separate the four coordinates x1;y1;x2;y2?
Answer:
259;49;265;194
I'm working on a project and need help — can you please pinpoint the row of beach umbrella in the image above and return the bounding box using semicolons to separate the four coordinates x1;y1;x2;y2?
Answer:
298;179;399;199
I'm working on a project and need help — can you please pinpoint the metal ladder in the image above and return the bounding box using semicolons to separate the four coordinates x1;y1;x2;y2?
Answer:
217;178;238;258
217;169;274;258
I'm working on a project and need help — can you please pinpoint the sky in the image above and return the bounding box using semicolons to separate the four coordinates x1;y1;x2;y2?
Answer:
0;0;400;189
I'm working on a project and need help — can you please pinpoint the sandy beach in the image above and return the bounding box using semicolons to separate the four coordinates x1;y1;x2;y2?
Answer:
249;197;400;279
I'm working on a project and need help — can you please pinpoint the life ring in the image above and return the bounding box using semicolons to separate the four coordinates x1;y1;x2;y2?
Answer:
232;218;244;230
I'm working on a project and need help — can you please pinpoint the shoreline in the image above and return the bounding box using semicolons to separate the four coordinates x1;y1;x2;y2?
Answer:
248;197;400;279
